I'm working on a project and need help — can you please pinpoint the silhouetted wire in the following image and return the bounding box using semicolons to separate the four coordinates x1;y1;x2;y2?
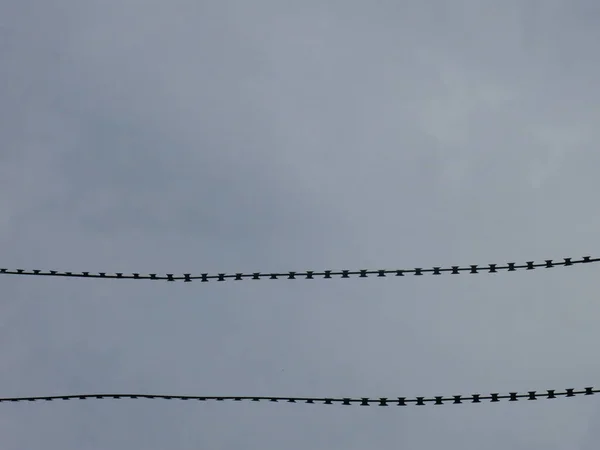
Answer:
0;256;597;282
1;387;597;407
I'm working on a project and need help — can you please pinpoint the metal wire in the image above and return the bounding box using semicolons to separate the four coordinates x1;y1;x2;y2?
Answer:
1;387;596;407
0;256;597;283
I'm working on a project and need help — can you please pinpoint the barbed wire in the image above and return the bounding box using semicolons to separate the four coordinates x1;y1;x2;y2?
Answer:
1;387;596;407
0;256;597;283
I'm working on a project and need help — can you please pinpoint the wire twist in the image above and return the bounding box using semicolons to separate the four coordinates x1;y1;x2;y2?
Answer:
1;256;597;283
1;387;596;407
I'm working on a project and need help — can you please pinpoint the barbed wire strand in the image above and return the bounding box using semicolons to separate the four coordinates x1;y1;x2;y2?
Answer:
0;256;598;283
1;387;597;407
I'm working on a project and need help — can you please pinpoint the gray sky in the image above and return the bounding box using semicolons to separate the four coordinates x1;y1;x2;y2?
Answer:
1;0;600;448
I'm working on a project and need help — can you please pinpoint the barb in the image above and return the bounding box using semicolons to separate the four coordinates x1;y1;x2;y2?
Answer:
1;387;597;407
0;256;597;283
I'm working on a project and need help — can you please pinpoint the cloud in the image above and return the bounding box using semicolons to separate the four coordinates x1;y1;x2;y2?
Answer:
2;0;600;448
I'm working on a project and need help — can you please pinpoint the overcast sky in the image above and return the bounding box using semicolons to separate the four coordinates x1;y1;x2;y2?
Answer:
1;0;600;448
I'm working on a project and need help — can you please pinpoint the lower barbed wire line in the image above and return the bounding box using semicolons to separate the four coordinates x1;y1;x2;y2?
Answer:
1;387;597;406
0;255;598;283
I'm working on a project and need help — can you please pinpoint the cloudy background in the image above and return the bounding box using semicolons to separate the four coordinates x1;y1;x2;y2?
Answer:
1;0;600;448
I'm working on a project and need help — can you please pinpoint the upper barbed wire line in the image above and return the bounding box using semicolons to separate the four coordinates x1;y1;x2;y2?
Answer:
0;386;597;407
0;256;597;282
